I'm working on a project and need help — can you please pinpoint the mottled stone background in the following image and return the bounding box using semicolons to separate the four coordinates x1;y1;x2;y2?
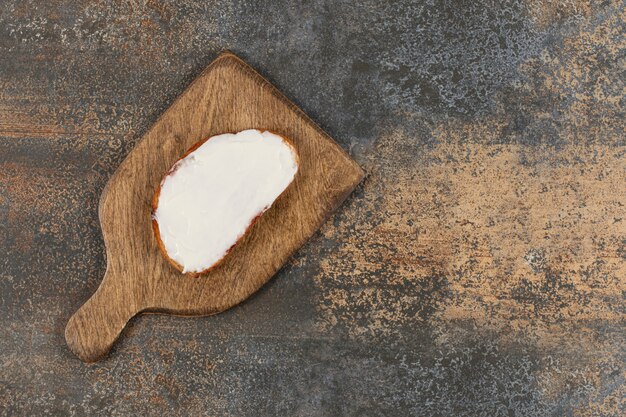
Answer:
1;1;625;416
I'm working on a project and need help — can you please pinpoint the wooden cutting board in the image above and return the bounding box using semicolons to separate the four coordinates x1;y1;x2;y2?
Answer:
65;52;364;363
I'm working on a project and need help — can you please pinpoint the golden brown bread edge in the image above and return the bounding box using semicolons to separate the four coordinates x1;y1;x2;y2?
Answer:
151;130;300;277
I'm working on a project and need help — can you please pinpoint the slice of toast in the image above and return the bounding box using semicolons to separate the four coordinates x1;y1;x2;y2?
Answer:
152;129;299;275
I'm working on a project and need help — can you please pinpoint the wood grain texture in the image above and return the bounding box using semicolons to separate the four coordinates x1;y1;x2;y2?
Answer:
64;52;364;363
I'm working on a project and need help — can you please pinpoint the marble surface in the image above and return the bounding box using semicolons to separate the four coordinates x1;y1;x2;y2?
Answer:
1;1;624;415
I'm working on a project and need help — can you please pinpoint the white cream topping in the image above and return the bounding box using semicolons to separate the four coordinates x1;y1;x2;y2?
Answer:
153;129;298;273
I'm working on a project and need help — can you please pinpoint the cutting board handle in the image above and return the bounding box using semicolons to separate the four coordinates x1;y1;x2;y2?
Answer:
65;271;140;363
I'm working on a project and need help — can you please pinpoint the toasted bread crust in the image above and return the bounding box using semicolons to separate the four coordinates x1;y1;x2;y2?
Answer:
151;130;299;276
